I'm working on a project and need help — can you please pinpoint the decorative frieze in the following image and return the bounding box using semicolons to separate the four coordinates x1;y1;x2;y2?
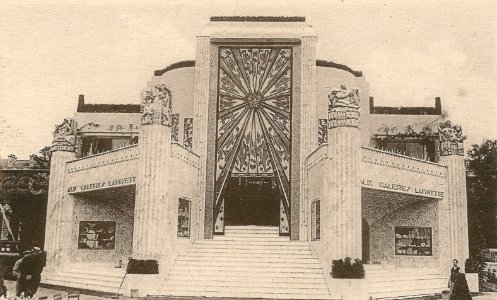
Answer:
327;85;360;128
141;83;172;126
51;118;76;152
438;120;465;156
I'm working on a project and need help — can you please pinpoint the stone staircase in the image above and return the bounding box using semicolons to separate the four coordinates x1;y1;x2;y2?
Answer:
42;262;125;295
365;265;447;299
160;226;334;299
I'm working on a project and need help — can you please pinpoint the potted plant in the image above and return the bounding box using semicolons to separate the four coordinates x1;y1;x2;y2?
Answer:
329;257;366;299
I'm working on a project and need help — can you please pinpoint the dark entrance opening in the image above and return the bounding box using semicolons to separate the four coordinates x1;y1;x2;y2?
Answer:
224;177;280;226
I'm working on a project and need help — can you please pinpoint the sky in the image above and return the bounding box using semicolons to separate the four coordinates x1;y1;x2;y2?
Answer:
1;0;496;159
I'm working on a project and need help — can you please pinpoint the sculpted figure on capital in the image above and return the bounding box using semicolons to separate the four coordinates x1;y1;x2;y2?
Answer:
141;83;172;126
328;84;360;110
52;118;76;151
438;120;465;143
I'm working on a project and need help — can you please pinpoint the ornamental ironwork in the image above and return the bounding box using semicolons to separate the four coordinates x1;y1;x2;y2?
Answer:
214;47;292;232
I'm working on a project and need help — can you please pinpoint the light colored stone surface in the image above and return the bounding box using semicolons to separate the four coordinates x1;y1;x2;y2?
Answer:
439;154;470;270
370;199;439;267
71;195;134;264
45;149;76;268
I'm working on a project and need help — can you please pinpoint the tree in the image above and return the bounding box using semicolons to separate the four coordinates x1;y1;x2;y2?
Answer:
30;146;51;169
467;140;497;252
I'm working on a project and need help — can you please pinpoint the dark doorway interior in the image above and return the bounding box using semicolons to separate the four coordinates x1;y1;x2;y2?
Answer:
362;218;370;263
224;177;280;226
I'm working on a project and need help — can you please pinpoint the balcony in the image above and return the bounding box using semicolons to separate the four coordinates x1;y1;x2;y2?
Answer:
65;145;138;193
360;146;447;199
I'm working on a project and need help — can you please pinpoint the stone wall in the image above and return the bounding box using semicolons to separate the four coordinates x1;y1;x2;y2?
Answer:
71;193;134;264
370;199;439;267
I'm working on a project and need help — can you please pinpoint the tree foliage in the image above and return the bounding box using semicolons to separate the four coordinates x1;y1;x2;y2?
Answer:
30;146;51;169
467;139;497;251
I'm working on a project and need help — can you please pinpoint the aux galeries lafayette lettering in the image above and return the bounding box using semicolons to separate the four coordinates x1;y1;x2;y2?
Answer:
361;179;444;198
67;176;136;193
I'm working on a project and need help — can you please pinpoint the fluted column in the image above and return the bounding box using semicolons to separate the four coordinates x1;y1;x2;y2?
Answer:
439;139;469;267
44;119;76;268
326;95;362;260
299;36;317;240
132;83;173;259
193;36;210;239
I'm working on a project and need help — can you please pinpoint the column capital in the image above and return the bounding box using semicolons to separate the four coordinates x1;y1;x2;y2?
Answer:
141;83;173;126
438;120;466;156
327;84;360;129
51;118;76;153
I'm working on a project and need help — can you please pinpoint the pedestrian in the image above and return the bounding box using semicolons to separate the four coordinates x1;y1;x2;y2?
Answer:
12;249;31;298
448;258;460;294
27;246;46;295
15;247;45;298
450;272;472;300
0;273;7;298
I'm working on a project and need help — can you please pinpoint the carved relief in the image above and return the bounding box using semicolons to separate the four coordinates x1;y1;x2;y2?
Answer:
327;85;361;128
438;120;466;156
438;121;465;143
141;83;172;126
52;118;76;152
328;84;360;110
377;124;436;138
171;114;179;142
318;119;328;145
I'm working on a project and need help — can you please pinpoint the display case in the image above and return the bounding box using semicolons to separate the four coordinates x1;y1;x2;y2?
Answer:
78;221;116;250
394;226;432;256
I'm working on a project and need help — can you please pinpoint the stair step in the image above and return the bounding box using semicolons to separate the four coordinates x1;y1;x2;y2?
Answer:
43;278;122;294
166;285;330;299
167;274;327;283
176;255;320;263
47;273;123;285
160;289;334;299
174;260;322;268
172;264;323;273
369;287;444;298
170;268;326;278
165;279;328;289
368;276;445;284
61;267;125;278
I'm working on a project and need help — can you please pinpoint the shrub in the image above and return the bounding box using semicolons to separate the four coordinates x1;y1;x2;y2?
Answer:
331;257;365;279
465;257;482;273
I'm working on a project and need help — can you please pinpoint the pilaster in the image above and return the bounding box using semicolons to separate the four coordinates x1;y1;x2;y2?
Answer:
193;36;210;239
44;119;76;268
132;83;173;260
325;86;362;260
299;36;317;240
438;138;469;268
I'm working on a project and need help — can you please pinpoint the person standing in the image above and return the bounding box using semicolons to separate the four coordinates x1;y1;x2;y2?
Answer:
448;259;460;294
12;250;30;297
27;247;45;296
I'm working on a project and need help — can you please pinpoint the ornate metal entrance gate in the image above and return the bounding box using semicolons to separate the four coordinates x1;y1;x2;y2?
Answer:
214;47;293;235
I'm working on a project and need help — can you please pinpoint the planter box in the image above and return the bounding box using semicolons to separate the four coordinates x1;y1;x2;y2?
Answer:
328;278;366;300
465;272;479;292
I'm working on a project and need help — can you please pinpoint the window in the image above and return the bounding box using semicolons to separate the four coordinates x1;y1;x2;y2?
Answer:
78;221;116;250
177;199;191;238
80;136;136;157
395;226;432;256
376;139;437;162
311;200;320;240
